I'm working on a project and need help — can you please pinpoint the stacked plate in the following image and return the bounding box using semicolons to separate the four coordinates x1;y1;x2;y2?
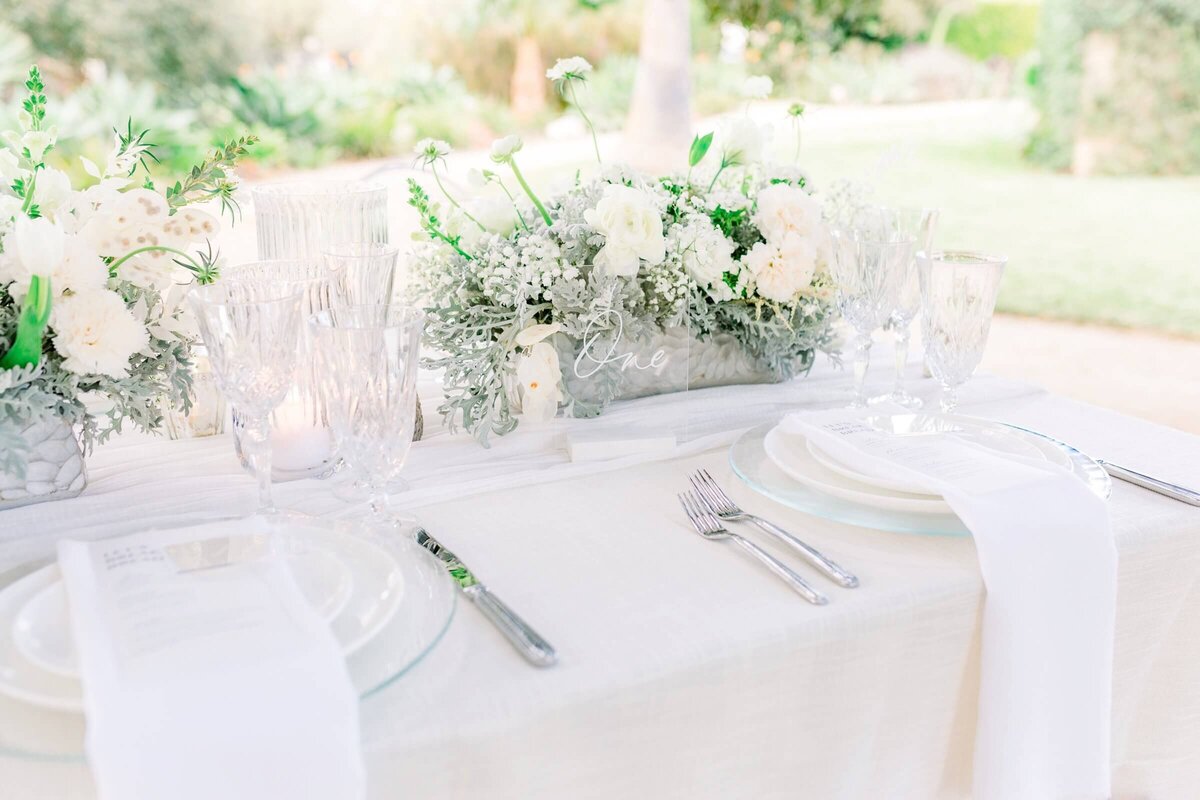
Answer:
731;413;1110;536
0;516;455;758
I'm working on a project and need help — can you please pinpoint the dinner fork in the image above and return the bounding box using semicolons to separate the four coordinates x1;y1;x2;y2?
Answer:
678;491;828;605
689;469;859;589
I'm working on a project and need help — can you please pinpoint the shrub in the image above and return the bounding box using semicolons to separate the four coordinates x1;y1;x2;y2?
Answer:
1027;0;1200;174
945;3;1040;61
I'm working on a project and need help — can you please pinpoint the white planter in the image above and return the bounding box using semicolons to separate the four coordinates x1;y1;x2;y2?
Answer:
0;418;87;510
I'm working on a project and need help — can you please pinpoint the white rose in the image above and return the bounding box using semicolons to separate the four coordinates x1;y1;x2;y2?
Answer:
467;195;518;237
753;183;824;243
490;135;524;162
50;288;150;378
515;341;563;422
717;117;769;165
546;56;593;81
583;184;666;278
676;221;736;300
742;75;774;100
742;233;817;303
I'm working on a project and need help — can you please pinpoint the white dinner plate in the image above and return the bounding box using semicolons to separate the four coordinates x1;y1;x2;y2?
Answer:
764;426;954;514
12;548;354;680
0;525;403;712
804;415;1074;497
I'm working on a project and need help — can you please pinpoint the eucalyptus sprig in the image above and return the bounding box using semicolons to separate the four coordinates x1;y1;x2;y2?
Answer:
21;66;47;134
164;135;257;222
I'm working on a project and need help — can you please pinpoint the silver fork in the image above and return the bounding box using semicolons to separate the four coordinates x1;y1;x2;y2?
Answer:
678;491;828;606
690;469;859;589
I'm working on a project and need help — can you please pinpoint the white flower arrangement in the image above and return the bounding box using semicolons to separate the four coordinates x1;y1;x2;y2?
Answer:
409;59;839;445
0;66;254;476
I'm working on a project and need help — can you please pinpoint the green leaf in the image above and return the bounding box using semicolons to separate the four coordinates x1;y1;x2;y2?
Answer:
688;132;714;167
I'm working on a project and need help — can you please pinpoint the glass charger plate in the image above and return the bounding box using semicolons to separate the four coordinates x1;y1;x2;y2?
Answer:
730;417;1111;537
0;514;456;762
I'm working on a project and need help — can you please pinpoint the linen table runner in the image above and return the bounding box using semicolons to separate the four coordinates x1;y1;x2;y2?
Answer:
780;410;1117;800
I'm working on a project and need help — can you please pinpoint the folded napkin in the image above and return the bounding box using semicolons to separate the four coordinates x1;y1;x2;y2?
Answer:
58;519;365;800
779;411;1117;800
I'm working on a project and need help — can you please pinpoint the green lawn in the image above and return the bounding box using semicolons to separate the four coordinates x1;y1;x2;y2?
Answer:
795;103;1200;337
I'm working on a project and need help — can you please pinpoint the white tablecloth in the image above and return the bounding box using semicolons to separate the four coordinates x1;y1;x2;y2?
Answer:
3;362;1200;799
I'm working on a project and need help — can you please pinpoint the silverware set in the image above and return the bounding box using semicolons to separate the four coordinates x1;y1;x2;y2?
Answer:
678;469;859;605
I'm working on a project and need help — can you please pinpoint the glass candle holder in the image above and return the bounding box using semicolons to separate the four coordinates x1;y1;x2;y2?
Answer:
224;260;337;481
253;181;388;261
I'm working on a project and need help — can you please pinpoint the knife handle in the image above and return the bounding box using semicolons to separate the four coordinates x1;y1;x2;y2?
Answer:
465;585;558;667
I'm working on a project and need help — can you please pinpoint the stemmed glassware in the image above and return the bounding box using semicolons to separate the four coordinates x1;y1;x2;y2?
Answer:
322;243;401;306
862;206;940;408
310;305;425;525
829;227;916;407
917;250;1007;412
187;280;304;515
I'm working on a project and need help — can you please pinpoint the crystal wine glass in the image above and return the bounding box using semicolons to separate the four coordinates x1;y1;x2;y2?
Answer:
829;228;915;407
861;206;940;409
918;250;1007;412
188;281;304;514
310;305;425;525
322;242;401;307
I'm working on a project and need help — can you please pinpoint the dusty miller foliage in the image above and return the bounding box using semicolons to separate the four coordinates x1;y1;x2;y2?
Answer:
411;164;840;446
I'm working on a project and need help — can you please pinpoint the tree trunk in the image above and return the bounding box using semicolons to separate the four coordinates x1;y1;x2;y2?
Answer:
511;35;547;124
622;0;692;171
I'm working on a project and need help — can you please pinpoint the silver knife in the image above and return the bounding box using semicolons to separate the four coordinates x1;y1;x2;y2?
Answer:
414;528;558;667
1098;460;1200;507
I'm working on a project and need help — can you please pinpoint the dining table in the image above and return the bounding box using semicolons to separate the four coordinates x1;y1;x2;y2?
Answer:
2;358;1199;799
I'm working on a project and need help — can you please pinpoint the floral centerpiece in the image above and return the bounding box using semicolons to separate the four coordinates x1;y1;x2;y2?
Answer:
410;63;840;445
0;66;253;505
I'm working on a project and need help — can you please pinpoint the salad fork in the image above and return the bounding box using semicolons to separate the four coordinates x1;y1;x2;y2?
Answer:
678;491;828;605
689;469;859;589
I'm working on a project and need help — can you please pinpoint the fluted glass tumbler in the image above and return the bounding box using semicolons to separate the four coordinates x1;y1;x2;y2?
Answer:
253;181;388;261
918;251;1007;412
225;261;336;481
187;282;303;515
310;305;425;524
829;228;915;408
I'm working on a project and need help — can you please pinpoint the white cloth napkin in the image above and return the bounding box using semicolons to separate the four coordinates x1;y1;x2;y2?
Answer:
57;519;366;800
778;410;1117;800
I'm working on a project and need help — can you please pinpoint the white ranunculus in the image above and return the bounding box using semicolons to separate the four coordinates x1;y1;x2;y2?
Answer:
742;233;818;303
546;56;593;82
50;288;150;378
717;117;768;165
443;208;485;252
515;341;564;422
31;167;73;217
466;168;488;189
12;215;65;277
514;322;561;348
742;75;774;100
414;138;451;160
752;183;824;242
583;184;666;277
467;195;519;237
490;135;524;162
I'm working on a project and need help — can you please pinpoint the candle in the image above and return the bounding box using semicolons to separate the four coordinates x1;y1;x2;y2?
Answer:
270;392;334;477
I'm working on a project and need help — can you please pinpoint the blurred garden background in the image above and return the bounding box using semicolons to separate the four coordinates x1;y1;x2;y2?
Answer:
2;0;1198;427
